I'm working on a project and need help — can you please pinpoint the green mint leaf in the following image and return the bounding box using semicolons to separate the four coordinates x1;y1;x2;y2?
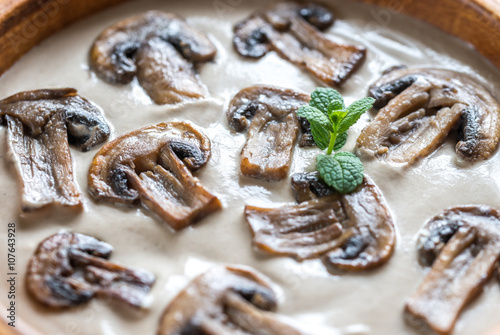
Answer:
297;105;333;150
329;110;348;128
297;105;326;121
317;152;364;194
310;122;331;150
337;97;375;134
333;132;347;151
310;88;345;114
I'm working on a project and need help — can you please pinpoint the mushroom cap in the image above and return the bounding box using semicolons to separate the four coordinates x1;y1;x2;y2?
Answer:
158;266;304;335
245;175;396;272
89;121;210;202
227;85;309;181
227;84;309;132
234;1;335;59
0;88;110;212
405;205;500;335
26;231;155;309
358;67;500;163
89;10;216;84
88;121;221;230
0;88;110;152
89;10;217;105
291;171;337;203
233;1;365;87
417;205;500;266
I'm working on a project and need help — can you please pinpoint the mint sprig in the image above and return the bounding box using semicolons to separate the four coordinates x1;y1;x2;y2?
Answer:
297;88;374;194
317;153;364;194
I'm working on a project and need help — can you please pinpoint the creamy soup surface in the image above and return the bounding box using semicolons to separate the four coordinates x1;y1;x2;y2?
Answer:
1;0;500;334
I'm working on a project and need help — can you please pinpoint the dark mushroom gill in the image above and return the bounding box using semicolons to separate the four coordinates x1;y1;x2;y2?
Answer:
157;266;305;335
89;10;217;104
88;121;221;231
405;206;500;335
357;67;500;164
26;231;155;309
0;88;110;212
233;1;366;87
245;174;396;272
227;85;310;181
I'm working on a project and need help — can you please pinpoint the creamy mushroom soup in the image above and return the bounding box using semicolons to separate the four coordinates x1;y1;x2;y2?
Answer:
1;0;500;334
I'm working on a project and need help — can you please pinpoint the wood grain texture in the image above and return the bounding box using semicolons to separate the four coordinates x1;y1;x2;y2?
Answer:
0;0;129;76
1;0;500;77
353;0;500;69
0;0;500;77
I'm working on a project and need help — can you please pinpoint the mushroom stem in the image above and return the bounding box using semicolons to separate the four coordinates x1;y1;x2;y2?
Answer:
268;16;365;87
227;85;309;181
26;232;155;309
406;226;499;334
241;107;299;181
89;11;216;105
224;291;304;335
245;176;396;272
130;149;221;230
136;37;208;104
233;1;365;87
0;89;110;213
88;122;221;230
6;114;82;211
386;104;464;164
68;248;156;308
358;67;500;163
407;206;500;335
357;78;432;160
245;199;348;261
157;266;303;334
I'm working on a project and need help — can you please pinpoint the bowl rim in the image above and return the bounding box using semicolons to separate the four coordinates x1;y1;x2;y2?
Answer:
1;0;500;334
1;0;500;76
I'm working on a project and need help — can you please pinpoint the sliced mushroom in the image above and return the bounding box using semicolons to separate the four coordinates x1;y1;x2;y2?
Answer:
405;206;500;335
291;171;337;203
0;88;110;212
158;266;304;335
233;1;366;87
227;85;310;181
245;173;395;272
88;121;221;231
26;231;155;309
135;37;207;104
357;67;500;164
89;10;216;104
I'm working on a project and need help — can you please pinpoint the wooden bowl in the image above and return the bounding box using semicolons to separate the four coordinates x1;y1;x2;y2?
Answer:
1;0;500;77
0;0;499;334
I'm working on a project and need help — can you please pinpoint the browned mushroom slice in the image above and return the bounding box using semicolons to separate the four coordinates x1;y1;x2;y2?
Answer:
291;171;337;203
26;231;155;309
88;121;221;230
245;174;395;271
89;10;216;104
0;88;110;212
136;37;207;104
158;266;304;335
233;1;365;87
357;68;500;164
405;206;500;335
227;85;309;181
